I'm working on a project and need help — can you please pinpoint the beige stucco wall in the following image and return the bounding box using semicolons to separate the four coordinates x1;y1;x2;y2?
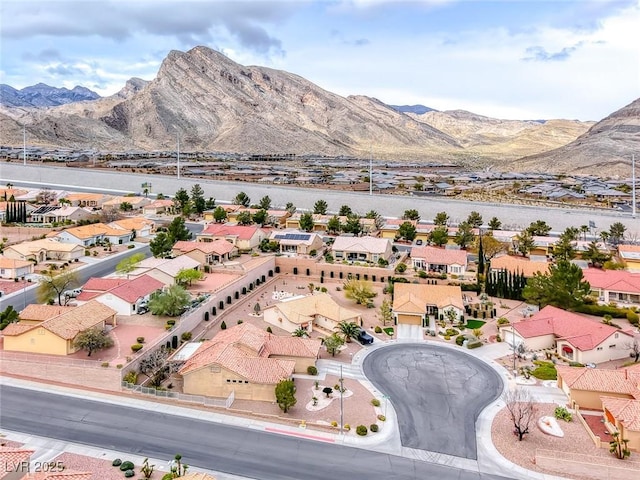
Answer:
3;327;70;355
264;307;305;333
619;426;640;452
271;355;316;373
182;365;278;402
144;269;174;286
571;389;633;410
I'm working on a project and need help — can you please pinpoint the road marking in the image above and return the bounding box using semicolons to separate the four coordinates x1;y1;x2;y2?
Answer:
264;427;335;443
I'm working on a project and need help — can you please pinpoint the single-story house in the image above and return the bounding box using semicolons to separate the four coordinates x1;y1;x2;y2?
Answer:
2;300;117;355
129;256;201;286
53;223;133;246
76;274;164;315
618;244;640;272
101;195;152;211
2;239;85;263
172;240;237;265
556;364;640;410
0;256;34;279
392;283;464;330
197;224;266;252
500;305;634;364
583;268;640;308
268;230;324;256
489;255;550;277
65;192;113;208
410;246;468;276
264;292;362;335
142;199;175;215
601;396;640;452
108;217;155;238
29;205;97;224
285;214;376;234
177;322;321;402
331;235;392;264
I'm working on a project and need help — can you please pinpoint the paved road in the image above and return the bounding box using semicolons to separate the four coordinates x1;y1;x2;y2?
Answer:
362;344;503;460
0;385;511;480
3;163;638;234
0;244;150;311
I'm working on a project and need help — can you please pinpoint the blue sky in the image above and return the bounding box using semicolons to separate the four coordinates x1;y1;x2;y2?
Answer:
1;0;638;120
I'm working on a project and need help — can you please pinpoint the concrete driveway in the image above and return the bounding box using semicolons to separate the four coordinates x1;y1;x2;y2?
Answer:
363;343;503;460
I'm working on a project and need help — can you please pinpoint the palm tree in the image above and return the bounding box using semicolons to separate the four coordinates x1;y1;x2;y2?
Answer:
335;321;360;343
292;327;309;338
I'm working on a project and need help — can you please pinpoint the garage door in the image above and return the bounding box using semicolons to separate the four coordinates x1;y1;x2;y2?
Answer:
397;314;422;326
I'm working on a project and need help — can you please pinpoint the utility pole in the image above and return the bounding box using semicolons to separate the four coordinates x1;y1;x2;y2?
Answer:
632;153;636;219
23;124;26;166
339;364;344;434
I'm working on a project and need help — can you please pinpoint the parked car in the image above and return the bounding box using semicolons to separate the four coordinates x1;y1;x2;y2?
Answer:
356;329;374;345
137;305;149;315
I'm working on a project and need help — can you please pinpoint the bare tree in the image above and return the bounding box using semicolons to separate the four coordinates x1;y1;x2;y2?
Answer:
626;338;640;363
504;388;536;441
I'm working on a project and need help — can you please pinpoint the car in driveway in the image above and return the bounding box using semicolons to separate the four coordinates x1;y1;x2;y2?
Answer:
356;329;374;345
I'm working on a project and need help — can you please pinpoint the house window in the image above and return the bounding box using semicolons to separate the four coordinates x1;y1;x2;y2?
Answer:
615;333;619;338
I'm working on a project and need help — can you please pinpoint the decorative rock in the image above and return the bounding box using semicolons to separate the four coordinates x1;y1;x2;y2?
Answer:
538;416;564;437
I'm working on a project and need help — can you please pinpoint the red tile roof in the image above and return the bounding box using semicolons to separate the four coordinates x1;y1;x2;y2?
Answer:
108;274;164;303
173;239;235;255
0;446;34;476
82;277;128;292
410;246;467;266
200;224;262;240
24;472;92;480
512;305;632;351
557;365;640;397
20;304;70;321
600;396;640;430
582;268;640;295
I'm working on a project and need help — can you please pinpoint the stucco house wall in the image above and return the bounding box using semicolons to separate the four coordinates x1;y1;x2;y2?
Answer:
182;365;279;402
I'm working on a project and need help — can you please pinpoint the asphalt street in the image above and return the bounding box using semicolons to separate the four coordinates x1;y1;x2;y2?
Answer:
0;385;512;480
3;163;638;234
362;344;503;460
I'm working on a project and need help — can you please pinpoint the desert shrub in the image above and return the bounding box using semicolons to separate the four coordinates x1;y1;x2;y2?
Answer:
116;364;123;369
370;424;379;432
220;321;227;330
377;414;386;421
127;245;135;249
555;406;573;422
124;470;135;478
343;424;350;431
136;337;145;344
496;317;510;325
627;311;639;325
356;425;368;436
119;461;134;471
123;371;137;384
101;362;109;367
445;328;459;336
237;319;243;324
467;340;482;349
131;343;143;352
371;398;381;407
455;335;465;346
573;303;629;318
496;334;502;342
266;326;273;333
444;335;451;341
112;459;122;467
307;365;318;376
374;325;382;334
331;421;338;427
569;361;584;367
181;331;192;341
166;319;176;326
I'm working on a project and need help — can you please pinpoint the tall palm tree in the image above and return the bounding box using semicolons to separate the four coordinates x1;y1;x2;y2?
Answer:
335;321;360;343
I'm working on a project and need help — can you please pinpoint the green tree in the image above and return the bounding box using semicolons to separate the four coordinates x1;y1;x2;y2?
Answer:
526;220;552;236
466;211;483;228
522;260;591;309
365;210;385;229
553;229;577;261
167;216;192;242
313;199;328;215
120;201;133;212
335;321;360;343
175;268;204;286
149;231;174;258
0;306;19;330
380;299;393;326
513;229;535;257
233;191;251;207
190;184;206;214
258;195;272;210
173;188;190;213
73;327;114;357
402;209;420;221
454;221;474;249
339;205;353;216
37;270;79;306
428;226;449;247
581;240;611;268
236;211;253;225
213;206;227;223
252;209;268;226
292;327;309;338
327;215;341;234
342;214;362;235
488;216;502;231
434;211;449;226
148;284;191;317
285;202;296;214
275;379;297;413
609;222;627;246
323;333;345;357
397;221;417;242
299;212;315;232
343;278;377;305
116;252;145;274
205;197;216;210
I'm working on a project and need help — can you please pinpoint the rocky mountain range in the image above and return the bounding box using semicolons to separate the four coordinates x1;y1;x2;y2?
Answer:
0;83;100;108
0;46;636;175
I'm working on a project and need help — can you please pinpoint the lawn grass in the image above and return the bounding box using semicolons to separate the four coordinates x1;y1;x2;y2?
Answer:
464;319;486;330
383;327;394;336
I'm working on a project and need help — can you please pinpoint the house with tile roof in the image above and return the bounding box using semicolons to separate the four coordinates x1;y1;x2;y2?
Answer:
142;199;175;215
489;254;550;278
392;283;464;330
64;192;113;208
0;446;35;480
618;244;640;272
108;216;155;238
206;205;291;227
601;396;640;451
3;300;117;355
23;471;92;480
331;235;392;264
129;256;201;286
75;274;164;315
54;223;133;246
583;268;640;308
172;240;237;266
177;322;321;401
101;195;151;211
268;230;324;256
0;256;33;279
285;214;376;234
197;224;266;252
410;245;468;276
499;305;634;364
264;292;361;334
2;239;85;263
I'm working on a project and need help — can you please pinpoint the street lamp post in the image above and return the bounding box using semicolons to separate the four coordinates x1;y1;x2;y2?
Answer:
512;329;518;377
339;364;344;435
